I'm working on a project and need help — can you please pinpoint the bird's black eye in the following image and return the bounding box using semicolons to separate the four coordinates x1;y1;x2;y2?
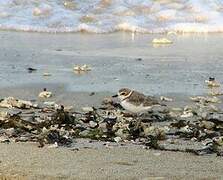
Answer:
120;92;125;95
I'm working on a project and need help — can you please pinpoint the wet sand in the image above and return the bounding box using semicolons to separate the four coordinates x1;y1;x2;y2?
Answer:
0;142;222;180
1;31;223;179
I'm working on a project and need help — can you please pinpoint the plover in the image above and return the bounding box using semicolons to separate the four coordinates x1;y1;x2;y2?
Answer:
112;88;162;114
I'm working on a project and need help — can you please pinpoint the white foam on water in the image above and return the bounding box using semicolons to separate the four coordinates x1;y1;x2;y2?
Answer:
0;0;223;33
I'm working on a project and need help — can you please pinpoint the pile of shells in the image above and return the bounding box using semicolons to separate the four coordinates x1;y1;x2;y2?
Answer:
0;89;223;156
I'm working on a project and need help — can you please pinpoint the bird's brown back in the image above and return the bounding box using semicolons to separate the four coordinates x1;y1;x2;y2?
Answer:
127;91;159;106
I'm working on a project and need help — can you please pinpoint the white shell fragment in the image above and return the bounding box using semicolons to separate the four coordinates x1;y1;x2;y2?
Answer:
39;90;52;98
0;97;34;109
208;91;223;96
63;1;76;9
190;96;220;103
82;107;94;112
0;111;9;121
114;136;122;143
152;38;173;44
89;121;98;128
213;136;223;146
73;64;91;72
205;78;220;87
160;96;173;102
47;142;58;148
43;101;59;109
43;72;52;76
180;111;193;118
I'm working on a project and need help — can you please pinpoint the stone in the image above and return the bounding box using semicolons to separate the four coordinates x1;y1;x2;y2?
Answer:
143;126;166;140
79;130;91;137
114;136;122;143
98;122;108;133
89;121;98;128
115;129;130;140
201;121;215;130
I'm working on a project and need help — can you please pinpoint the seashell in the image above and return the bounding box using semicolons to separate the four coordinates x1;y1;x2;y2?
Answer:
152;38;173;44
190;96;220;103
48;142;58;148
160;96;173;102
190;96;204;102
98;122;108;133
208;104;220;112
43;72;52;76
115;128;130;140
0;97;33;109
179;125;193;134
143;126;166;140
169;111;180;118
170;107;183;112
63;1;76;10
43;101;56;107
114;136;122;143
64;106;73;111
213;136;223;146
206;97;221;103
208;91;223;96
180;111;193;118
32;4;51;17
0;111;9;121
39;88;52;98
167;31;177;35
205;78;220;87
5;128;16;137
0;136;10;143
201;121;215;130
89;121;98;128
73;64;91;72
82;107;94;112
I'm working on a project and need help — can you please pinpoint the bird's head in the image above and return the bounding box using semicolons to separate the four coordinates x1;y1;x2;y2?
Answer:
112;88;132;101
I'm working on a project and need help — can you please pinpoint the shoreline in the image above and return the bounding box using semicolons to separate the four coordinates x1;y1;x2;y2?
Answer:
1;31;223;179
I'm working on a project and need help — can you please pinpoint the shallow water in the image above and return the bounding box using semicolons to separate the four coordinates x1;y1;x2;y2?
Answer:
0;0;223;33
1;31;223;96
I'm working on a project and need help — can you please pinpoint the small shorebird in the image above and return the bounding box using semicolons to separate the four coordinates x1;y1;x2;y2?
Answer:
112;88;162;114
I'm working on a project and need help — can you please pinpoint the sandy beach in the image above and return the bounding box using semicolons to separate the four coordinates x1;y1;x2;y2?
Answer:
1;31;223;179
0;142;222;180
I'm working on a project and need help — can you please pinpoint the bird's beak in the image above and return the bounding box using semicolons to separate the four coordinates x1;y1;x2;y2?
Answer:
112;94;118;98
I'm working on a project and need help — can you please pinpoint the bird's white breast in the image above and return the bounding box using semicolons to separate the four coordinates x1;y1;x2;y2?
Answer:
120;100;152;114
